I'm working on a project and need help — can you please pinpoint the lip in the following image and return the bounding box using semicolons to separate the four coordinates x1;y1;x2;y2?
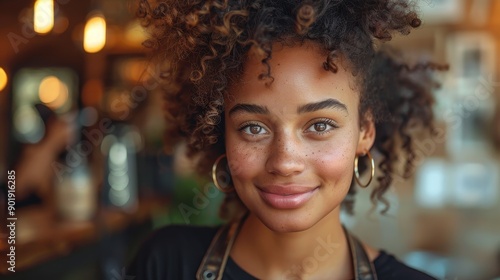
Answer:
257;185;318;209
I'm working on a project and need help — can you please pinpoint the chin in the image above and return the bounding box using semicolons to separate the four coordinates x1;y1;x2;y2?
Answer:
254;210;323;233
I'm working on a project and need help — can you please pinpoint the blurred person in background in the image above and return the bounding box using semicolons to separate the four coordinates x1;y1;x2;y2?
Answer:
1;104;74;208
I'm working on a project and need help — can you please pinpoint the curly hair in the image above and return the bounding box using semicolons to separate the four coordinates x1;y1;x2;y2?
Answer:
137;0;447;217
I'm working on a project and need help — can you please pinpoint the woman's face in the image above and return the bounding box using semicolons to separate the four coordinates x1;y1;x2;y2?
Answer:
224;43;375;232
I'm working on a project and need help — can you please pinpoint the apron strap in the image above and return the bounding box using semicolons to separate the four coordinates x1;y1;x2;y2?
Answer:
344;227;378;280
196;218;245;280
197;217;377;280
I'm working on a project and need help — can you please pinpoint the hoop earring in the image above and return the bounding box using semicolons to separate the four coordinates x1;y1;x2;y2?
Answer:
354;151;375;188
212;154;235;193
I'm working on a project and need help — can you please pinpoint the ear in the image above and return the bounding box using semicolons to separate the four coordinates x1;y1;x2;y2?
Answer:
356;112;376;155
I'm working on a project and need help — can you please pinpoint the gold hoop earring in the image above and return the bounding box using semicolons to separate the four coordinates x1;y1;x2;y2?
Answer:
212;154;235;193
354;151;375;188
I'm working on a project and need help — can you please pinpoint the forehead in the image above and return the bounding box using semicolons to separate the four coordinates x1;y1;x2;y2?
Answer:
225;42;360;112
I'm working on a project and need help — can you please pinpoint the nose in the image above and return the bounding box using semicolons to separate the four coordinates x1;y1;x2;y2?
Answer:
265;132;306;177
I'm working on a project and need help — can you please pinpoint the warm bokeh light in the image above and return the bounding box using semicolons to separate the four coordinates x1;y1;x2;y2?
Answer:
34;0;54;34
38;76;69;110
492;1;500;27
125;20;147;46
84;14;106;53
0;67;7;91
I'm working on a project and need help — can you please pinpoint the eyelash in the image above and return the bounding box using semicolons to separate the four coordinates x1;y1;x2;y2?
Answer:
238;119;338;136
238;122;268;136
306;118;339;135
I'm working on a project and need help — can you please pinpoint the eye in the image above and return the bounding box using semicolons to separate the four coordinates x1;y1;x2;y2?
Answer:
240;123;268;135
305;119;337;134
313;123;327;132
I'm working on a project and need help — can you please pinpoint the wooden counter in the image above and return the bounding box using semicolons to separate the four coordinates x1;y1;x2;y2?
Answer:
0;196;169;274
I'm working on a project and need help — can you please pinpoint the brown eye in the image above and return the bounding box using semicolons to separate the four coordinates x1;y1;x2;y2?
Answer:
314;123;327;132
250;125;262;134
306;120;337;134
240;123;267;135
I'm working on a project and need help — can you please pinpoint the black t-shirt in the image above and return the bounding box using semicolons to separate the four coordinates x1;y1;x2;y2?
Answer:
127;225;437;280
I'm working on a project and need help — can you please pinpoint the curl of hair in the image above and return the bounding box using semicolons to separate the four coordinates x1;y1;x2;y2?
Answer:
138;0;447;218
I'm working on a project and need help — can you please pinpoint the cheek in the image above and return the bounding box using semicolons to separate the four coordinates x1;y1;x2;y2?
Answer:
225;140;265;182
315;149;354;182
311;134;357;186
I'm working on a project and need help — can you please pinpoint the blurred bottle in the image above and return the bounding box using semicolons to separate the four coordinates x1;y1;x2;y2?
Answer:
55;163;96;221
101;123;140;212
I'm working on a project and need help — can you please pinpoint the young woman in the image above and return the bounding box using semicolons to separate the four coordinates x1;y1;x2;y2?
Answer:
129;0;445;279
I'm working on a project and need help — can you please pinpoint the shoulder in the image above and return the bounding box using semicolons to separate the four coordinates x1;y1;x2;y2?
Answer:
374;250;438;280
127;224;220;280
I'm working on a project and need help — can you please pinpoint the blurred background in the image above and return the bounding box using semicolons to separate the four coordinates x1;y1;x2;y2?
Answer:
0;0;499;279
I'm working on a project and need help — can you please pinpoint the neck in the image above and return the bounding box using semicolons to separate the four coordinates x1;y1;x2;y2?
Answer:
231;208;353;279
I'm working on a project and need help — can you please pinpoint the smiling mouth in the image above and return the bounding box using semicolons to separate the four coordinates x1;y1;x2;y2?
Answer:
257;186;318;209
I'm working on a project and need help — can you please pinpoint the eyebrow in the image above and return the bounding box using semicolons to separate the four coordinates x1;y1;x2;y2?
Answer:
228;98;348;116
297;98;348;114
228;104;270;116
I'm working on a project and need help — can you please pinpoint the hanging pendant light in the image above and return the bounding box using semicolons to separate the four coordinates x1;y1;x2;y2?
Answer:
0;67;7;92
34;0;54;34
83;12;107;53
